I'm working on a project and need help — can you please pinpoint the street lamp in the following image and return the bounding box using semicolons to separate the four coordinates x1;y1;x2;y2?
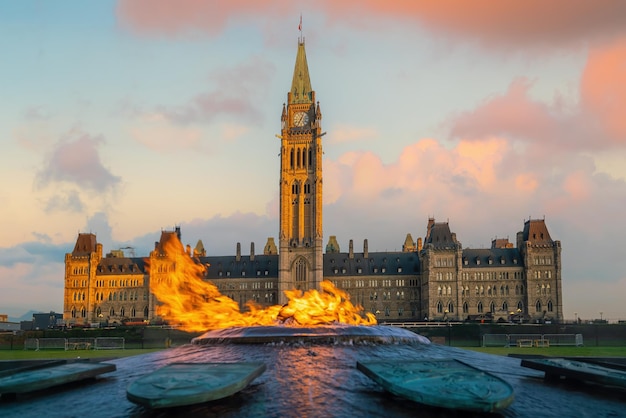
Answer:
517;308;522;324
574;312;577;324
600;312;603;321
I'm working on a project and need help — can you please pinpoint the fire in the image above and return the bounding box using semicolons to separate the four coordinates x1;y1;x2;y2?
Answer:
148;236;376;332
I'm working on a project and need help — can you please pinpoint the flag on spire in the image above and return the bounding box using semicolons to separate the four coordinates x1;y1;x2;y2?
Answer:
298;15;302;32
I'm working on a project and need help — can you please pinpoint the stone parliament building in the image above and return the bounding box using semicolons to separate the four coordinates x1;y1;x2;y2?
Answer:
63;38;564;326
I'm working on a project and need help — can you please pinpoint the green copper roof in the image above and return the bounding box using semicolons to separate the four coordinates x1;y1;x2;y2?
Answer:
290;41;313;104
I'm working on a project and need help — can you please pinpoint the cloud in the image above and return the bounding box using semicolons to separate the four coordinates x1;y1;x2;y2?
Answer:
35;131;121;193
450;43;626;153
0;241;68;269
0;262;64;317
328;125;378;144
116;0;295;37
43;190;85;213
320;0;626;51
130;113;205;152
150;56;274;126
580;37;626;143
116;0;626;52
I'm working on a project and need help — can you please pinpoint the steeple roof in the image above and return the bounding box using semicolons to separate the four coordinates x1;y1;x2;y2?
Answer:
290;40;313;104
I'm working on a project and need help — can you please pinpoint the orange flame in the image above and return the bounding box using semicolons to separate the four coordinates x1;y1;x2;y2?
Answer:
148;236;376;332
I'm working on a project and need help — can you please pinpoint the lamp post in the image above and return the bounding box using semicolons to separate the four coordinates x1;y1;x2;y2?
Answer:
517;308;522;324
600;312;603;322
574;312;577;324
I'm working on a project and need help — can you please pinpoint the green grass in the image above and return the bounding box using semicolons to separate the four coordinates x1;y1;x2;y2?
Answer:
463;346;626;357
0;348;164;361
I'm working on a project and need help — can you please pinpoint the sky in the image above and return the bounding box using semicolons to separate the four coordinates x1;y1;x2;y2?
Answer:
1;0;626;321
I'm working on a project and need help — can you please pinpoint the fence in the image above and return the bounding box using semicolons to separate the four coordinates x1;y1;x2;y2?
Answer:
23;337;125;350
482;333;583;347
93;337;125;350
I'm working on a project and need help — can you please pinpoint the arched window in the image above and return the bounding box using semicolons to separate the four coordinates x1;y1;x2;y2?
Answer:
290;149;294;169
477;302;483;313
131;307;136;318
81;307;86;318
547;300;553;312
438;286;442;296
447;286;451;295
120;307;125;317
71;307;76;318
500;286;504;296
502;301;508;312
447;302;454;313
463;302;469;314
505;285;509;295
489;301;495;313
517;301;523;310
535;300;542;312
144;306;149;318
110;307;115;316
436;301;443;313
546;284;551;294
295;258;307;282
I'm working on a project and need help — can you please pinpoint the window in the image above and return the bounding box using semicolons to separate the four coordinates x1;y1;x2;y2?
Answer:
535;300;542;312
295;258;307;282
447;302;454;313
436;301;443;313
477;302;483;313
463;302;468;314
547;300;553;312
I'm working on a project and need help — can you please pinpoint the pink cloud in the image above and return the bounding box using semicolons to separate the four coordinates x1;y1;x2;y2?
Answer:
116;0;294;36
36;131;121;192
450;78;557;143
449;38;626;153
153;56;273;125
580;37;626;144
117;1;626;51
320;0;626;50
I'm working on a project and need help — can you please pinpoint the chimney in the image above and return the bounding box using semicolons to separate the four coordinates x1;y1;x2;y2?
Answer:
236;242;241;262
349;239;354;259
363;239;369;258
250;242;255;261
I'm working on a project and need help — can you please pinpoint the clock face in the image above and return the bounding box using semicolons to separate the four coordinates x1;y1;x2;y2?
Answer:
293;111;309;127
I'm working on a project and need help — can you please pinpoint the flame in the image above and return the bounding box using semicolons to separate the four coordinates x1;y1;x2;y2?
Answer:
148;236;377;332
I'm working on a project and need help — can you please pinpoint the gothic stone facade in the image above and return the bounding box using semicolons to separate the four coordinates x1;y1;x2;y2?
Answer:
63;218;563;325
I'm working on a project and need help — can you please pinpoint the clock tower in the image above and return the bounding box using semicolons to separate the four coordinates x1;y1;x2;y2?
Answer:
278;37;324;303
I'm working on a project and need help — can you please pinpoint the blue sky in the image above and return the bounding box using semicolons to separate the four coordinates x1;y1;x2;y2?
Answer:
2;1;626;321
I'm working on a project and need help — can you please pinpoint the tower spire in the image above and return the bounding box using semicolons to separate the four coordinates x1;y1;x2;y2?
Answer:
290;35;312;104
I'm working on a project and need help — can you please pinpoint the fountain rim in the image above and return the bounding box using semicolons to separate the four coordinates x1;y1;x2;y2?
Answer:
191;324;431;345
